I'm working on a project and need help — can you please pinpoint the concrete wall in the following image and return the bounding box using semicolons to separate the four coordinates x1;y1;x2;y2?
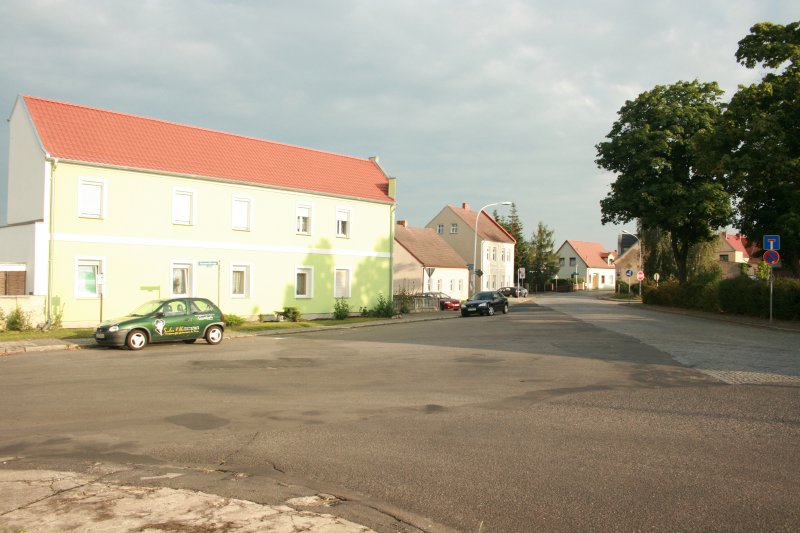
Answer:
0;295;46;329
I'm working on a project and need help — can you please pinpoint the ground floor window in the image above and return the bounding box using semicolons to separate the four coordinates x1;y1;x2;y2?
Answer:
296;267;313;298
231;264;250;298
334;268;351;298
76;258;104;298
172;263;192;297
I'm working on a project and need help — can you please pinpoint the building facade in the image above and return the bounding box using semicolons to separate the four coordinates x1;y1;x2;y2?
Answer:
556;240;616;290
0;96;396;326
393;221;469;299
426;203;515;294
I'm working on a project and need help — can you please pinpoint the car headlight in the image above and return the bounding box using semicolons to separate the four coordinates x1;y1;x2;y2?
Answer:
478;302;487;307
108;325;119;333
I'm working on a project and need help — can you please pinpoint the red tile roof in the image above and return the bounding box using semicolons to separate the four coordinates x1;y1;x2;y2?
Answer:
448;205;516;244
22;96;393;202
564;240;615;269
395;223;467;268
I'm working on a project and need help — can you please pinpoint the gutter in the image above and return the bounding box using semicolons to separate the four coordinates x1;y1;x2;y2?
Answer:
45;156;58;328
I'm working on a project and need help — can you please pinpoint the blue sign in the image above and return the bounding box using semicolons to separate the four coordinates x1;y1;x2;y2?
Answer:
764;249;780;265
625;269;633;277
763;235;780;251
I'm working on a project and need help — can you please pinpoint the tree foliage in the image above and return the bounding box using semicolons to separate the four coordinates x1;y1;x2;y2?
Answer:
708;21;800;276
527;222;560;291
494;203;530;278
596;80;733;283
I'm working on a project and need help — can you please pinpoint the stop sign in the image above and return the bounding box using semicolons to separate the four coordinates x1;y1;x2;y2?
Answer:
637;271;645;281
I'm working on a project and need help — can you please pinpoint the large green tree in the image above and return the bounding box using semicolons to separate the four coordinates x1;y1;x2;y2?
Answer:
494;203;530;280
527;222;560;291
596;80;733;283
709;21;800;276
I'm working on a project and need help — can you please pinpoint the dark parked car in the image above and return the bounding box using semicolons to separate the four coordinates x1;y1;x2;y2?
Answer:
95;297;225;350
461;291;509;317
499;286;528;297
423;292;462;310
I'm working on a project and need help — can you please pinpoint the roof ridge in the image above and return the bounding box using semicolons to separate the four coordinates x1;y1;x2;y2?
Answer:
22;95;372;164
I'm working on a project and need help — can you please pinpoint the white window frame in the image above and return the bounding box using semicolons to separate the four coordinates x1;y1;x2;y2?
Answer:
296;203;312;235
295;266;313;298
78;178;106;219
334;267;351;298
75;257;105;298
171;261;194;297
232;195;253;231
436;224;444;235
231;263;251;298
172;188;196;226
450;223;458;234
336;207;351;238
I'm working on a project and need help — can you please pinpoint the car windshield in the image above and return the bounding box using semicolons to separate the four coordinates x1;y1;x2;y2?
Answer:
472;292;494;301
129;300;165;316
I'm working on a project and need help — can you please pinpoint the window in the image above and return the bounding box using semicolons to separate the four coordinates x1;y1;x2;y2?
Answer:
450;223;458;234
437;279;442;291
336;208;351;238
450;279;454;292
76;258;103;298
231;264;250;297
720;254;729;262
334;268;351;298
296;267;313;297
173;189;195;225
492;247;497;261
436;224;444;235
296;204;311;234
559;257;565;267
172;263;192;296
232;196;252;231
569;257;576;267
78;178;105;219
458;279;463;292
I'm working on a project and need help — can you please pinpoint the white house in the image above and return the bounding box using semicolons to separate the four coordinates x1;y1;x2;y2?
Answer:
556;240;616;290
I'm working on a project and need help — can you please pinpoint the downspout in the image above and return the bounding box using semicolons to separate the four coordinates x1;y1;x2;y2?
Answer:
45;157;58;328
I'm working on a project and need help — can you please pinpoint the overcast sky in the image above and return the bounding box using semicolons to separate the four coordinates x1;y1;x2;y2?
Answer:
1;1;798;250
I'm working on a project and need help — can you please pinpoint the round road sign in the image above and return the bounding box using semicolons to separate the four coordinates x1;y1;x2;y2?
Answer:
637;271;645;281
625;269;633;277
764;249;780;265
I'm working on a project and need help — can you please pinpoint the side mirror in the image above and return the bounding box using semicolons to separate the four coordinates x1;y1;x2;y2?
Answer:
156;312;165;319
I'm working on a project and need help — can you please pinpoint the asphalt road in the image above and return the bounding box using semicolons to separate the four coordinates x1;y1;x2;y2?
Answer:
1;296;798;532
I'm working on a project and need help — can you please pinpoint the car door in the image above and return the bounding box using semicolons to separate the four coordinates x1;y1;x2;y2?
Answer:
189;298;219;334
153;299;197;341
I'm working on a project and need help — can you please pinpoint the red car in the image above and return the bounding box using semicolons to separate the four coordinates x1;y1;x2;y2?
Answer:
423;292;462;311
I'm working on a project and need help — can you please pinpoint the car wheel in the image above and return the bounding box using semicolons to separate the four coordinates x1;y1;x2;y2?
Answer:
502;303;509;314
126;330;148;351
487;306;495;316
183;339;197;344
205;325;223;345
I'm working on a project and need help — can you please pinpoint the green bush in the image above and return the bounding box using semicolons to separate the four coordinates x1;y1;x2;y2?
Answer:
0;308;6;332
6;307;32;331
225;313;246;327
393;288;414;314
280;307;302;322
369;294;395;318
333;298;351;320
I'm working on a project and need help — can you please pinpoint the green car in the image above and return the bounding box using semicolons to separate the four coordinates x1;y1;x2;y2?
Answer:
95;297;225;350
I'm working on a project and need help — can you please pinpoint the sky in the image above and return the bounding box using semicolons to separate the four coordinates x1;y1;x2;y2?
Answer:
1;0;798;251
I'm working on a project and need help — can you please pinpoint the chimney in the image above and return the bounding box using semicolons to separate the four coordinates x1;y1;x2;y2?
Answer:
397;220;409;228
462;202;470;211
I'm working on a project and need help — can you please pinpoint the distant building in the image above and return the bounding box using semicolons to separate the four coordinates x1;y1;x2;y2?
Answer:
426;203;516;293
393;221;469;299
556;240;616;290
716;232;760;278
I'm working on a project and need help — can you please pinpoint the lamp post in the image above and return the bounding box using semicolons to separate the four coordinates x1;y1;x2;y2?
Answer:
622;229;642;297
472;201;512;294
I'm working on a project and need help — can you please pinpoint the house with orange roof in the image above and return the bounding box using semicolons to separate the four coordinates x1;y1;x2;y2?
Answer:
0;95;396;326
425;203;516;294
716;232;759;278
556;240;616;290
393;220;469;299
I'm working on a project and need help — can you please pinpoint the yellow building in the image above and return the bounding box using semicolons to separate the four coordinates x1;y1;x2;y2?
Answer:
0;96;396;326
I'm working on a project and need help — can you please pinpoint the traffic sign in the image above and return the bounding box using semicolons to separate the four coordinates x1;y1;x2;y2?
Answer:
653;273;660;282
625;269;633;278
637;271;645;281
763;235;780;251
764;249;780;265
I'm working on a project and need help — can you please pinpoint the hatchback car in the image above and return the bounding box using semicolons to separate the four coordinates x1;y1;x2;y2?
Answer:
95;297;225;350
461;291;509;316
423;292;462;310
499;286;528;297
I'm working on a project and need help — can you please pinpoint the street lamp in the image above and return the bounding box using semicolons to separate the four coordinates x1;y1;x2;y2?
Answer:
622;229;642;297
472;201;512;294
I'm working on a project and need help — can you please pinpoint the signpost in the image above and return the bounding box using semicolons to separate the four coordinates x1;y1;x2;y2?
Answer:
762;235;781;323
636;270;644;298
654;273;660;288
625;269;633;294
